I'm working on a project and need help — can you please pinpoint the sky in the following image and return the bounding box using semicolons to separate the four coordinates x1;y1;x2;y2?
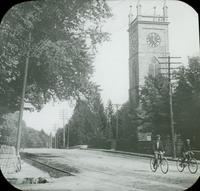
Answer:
23;0;199;134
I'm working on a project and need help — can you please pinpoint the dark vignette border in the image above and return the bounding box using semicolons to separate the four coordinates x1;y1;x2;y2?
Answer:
0;0;199;191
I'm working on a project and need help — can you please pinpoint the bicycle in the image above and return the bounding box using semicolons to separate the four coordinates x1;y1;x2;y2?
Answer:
176;151;198;174
150;151;169;174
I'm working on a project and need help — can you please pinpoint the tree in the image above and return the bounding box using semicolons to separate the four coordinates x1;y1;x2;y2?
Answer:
140;74;170;136
173;57;200;148
0;0;112;117
117;102;137;138
115;102;138;151
54;128;63;148
138;57;200;149
63;84;107;147
0;112;20;145
105;100;115;139
0;112;49;147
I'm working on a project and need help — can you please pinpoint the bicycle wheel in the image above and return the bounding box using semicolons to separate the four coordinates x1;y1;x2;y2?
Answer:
188;158;198;174
160;158;169;174
176;158;184;172
150;158;157;172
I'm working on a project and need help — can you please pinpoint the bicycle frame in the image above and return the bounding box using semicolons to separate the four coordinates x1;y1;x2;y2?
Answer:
183;151;193;163
154;152;164;165
177;151;198;174
150;151;169;174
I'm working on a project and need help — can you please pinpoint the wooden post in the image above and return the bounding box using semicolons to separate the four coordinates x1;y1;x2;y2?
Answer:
168;56;176;158
16;31;31;156
63;110;65;148
67;126;70;149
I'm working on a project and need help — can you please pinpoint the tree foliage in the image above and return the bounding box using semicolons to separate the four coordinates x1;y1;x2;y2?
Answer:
173;57;200;147
0;0;112;116
139;57;200;148
0;112;49;147
105;99;115;139
117;102;137;139
140;74;170;135
54;84;107;148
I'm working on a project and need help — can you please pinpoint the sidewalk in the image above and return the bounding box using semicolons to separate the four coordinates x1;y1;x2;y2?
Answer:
3;160;50;185
84;148;200;164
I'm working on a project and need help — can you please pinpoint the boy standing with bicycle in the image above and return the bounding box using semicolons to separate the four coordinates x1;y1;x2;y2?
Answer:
177;138;198;174
152;134;164;168
181;138;193;164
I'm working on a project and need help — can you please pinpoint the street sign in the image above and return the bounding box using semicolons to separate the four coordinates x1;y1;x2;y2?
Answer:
138;132;152;141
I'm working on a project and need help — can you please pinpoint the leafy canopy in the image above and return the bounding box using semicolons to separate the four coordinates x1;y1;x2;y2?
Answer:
0;0;112;115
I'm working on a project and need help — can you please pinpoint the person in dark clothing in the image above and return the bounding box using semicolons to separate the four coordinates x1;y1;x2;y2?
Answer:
181;138;192;163
152;134;164;167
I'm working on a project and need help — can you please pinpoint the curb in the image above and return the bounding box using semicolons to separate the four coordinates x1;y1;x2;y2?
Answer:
84;148;200;164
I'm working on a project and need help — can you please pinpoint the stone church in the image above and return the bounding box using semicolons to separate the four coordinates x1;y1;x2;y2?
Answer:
128;0;169;105
128;1;184;155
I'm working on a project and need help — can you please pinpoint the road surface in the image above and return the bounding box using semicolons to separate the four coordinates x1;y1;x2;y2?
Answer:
13;148;200;191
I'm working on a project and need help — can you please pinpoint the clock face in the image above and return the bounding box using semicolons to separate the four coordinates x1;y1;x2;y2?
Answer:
146;32;161;47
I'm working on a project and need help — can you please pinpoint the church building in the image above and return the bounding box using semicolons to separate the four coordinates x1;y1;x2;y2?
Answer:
128;0;170;105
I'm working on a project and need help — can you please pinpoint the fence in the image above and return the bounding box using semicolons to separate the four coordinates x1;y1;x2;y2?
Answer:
0;145;20;175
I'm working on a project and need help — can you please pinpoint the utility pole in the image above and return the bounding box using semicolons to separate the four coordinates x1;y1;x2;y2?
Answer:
157;56;181;159
54;124;57;149
59;108;70;149
113;104;121;150
16;31;32;157
105;106;112;140
50;132;52;148
55;133;56;149
62;110;66;148
115;104;120;140
67;126;70;149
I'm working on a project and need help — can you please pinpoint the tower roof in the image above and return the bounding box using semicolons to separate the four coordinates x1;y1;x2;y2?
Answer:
129;0;169;26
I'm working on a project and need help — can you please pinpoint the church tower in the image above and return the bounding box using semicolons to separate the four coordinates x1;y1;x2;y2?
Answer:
128;0;169;105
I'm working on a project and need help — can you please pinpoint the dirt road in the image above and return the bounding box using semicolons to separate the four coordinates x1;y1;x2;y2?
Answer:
13;148;199;191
